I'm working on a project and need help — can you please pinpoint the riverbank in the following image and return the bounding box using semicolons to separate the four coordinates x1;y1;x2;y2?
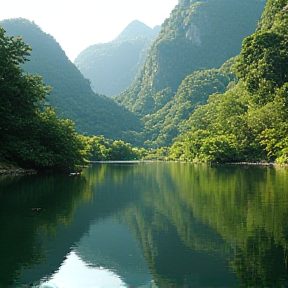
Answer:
0;162;37;175
0;160;285;176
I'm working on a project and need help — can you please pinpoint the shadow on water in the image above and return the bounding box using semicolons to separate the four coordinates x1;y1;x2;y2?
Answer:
0;173;90;287
1;163;288;287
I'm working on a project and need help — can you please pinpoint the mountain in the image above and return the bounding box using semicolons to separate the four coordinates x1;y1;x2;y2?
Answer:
115;20;160;41
115;0;266;117
142;59;236;147
0;18;141;140
74;20;160;96
169;0;288;163
0;0;267;151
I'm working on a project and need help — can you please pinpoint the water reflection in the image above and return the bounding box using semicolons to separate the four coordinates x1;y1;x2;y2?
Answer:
49;251;126;288
76;218;152;286
0;173;90;287
1;163;288;287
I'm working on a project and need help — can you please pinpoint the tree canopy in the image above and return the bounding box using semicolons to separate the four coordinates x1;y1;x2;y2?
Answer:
169;0;288;164
0;26;86;171
1;19;142;142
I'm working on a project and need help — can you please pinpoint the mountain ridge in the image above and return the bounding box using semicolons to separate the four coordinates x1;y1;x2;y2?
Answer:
74;20;161;96
0;18;142;140
116;0;266;116
114;19;160;42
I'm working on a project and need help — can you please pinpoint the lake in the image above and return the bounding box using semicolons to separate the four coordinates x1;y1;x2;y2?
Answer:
1;162;288;288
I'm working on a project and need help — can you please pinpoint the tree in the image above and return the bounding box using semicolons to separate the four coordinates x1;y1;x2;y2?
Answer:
0;26;86;171
0;27;49;138
169;0;288;164
235;31;288;104
110;140;136;160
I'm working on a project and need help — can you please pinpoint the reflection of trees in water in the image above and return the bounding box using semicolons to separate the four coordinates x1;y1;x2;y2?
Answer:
177;165;288;287
117;163;237;287
108;163;288;287
2;163;288;287
233;228;288;287
0;174;90;287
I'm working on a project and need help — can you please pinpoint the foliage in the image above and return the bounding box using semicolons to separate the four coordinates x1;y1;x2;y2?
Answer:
0;26;86;171
141;61;235;148
2;0;286;165
170;0;288;163
235;31;288;101
116;0;265;117
0;25;143;170
86;136;142;161
1;1;266;150
1;19;142;142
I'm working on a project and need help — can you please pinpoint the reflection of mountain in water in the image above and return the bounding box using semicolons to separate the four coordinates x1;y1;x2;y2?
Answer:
77;164;238;287
122;205;237;288
3;163;238;288
0;174;94;287
76;218;153;287
17;194;97;285
3;163;288;287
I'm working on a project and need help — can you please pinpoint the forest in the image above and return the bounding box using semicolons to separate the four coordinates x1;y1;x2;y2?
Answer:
1;0;288;171
169;0;288;164
0;27;144;171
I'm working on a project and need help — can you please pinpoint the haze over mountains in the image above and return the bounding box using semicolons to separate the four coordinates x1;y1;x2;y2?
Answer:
116;0;266;115
115;0;266;147
75;20;161;96
1;18;142;140
1;0;268;149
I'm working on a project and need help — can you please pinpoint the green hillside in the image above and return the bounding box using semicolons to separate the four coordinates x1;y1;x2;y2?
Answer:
75;20;160;96
170;0;288;164
0;25;87;171
112;0;265;148
1;18;142;140
142;59;236;147
116;0;266;116
2;0;285;165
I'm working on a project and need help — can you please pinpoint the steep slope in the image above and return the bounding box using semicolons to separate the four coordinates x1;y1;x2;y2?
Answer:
75;20;160;96
169;0;288;163
1;18;141;140
142;59;236;147
116;0;266;116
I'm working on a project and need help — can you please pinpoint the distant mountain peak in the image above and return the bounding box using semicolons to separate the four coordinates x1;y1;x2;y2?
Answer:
114;20;157;41
75;19;161;96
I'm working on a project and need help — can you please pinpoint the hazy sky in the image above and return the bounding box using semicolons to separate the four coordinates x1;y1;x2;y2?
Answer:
1;0;178;61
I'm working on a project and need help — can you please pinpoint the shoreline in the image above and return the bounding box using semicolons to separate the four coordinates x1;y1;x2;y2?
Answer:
0;164;37;176
1;161;286;176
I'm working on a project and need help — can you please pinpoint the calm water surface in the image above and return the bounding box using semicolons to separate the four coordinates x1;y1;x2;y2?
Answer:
1;162;288;288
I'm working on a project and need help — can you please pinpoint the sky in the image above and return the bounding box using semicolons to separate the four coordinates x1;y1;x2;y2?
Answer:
0;0;178;61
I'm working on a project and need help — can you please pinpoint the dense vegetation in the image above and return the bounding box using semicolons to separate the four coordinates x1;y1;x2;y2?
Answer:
0;26;144;171
85;136;146;161
1;19;142;140
115;0;265;116
141;60;236;148
0;26;86;171
2;0;288;168
112;0;265;150
170;0;288;164
75;20;160;96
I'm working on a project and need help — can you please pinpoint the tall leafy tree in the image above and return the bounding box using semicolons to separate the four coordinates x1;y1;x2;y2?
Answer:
0;28;47;131
0;26;86;171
